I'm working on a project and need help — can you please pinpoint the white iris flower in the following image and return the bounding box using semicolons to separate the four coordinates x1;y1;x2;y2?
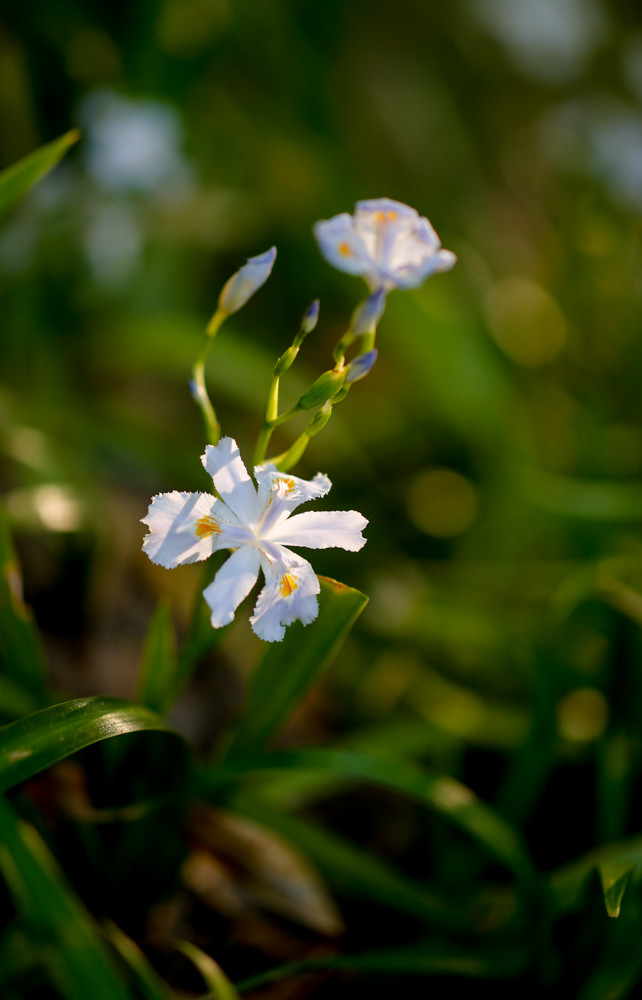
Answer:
314;197;456;292
141;437;367;641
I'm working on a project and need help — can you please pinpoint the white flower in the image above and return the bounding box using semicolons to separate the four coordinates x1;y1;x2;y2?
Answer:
141;437;367;642
313;197;456;292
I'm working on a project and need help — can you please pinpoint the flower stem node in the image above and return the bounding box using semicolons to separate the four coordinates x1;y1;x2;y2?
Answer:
314;198;456;291
218;246;277;316
141;437;367;641
297;369;347;410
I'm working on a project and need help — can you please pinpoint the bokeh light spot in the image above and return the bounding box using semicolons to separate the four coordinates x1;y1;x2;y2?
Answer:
407;468;477;538
485;277;567;367
557;687;609;743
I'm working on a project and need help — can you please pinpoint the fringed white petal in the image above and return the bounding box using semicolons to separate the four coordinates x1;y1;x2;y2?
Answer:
203;545;260;628
254;466;332;517
141;492;234;568
201;437;260;525
268;509;368;552
250;551;320;642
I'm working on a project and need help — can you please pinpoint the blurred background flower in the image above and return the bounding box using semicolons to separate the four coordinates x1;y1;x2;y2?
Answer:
3;1;642;994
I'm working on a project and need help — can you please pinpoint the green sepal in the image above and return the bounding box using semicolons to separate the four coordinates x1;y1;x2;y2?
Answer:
297;369;346;409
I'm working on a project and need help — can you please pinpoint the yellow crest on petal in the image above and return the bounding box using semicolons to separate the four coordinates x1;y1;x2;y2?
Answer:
279;573;298;597
195;515;221;538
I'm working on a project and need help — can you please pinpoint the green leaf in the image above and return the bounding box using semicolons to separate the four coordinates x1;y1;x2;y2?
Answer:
0;504;48;699
235;941;528;993
0;795;135;1000
233;795;467;930
223;577;368;758
0;129;79;218
176;940;240;1000
137;599;178;715
201;748;534;881
0;696;181;793
598;862;634;919
172;557;228;696
105;922;175;1000
550;834;642;914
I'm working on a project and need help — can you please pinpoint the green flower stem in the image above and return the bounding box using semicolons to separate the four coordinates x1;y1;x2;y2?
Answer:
270;430;312;472
269;402;333;471
254;393;304;466
254;373;280;466
333;330;356;365
359;331;376;353
192;309;226;445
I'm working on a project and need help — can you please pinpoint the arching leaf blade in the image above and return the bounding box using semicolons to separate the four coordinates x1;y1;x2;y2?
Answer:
0;696;181;793
0;795;135;1000
223;577;367;759
0;129;79;217
202;748;534;882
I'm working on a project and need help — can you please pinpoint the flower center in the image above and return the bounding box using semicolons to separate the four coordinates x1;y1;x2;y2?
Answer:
274;476;296;495
195;515;221;538
280;573;298;597
339;242;352;256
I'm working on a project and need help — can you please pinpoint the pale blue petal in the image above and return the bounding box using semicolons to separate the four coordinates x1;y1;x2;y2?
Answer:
218;247;276;314
313;215;372;277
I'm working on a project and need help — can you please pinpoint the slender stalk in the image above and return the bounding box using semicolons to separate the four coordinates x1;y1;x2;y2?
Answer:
254;391;303;466
359;331;376;354
254;372;280;466
269;431;311;471
333;329;356;365
192;310;226;445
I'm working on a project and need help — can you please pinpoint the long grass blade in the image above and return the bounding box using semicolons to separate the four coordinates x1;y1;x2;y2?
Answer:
0;696;180;793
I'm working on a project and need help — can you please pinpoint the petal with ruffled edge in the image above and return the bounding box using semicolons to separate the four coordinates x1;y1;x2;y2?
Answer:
313;214;373;278
141;491;251;568
250;548;320;642
268;509;368;552
203;545;261;628
254;466;332;536
255;466;331;512
354;198;420;229
201;437;261;526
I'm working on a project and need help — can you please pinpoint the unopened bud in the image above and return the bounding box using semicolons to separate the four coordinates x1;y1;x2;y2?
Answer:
297;369;346;409
274;345;299;376
218;246;277;315
352;289;386;335
306;403;333;436
345;348;378;384
301;299;320;334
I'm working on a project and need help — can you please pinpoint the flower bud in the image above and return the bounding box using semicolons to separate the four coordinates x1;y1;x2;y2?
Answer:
297;369;346;409
218;246;277;315
352;289;386;335
306;403;333;436
301;298;320;334
274;345;299;376
345;348;378;384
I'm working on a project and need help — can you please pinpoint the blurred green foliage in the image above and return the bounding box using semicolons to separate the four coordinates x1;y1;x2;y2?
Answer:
3;0;642;996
